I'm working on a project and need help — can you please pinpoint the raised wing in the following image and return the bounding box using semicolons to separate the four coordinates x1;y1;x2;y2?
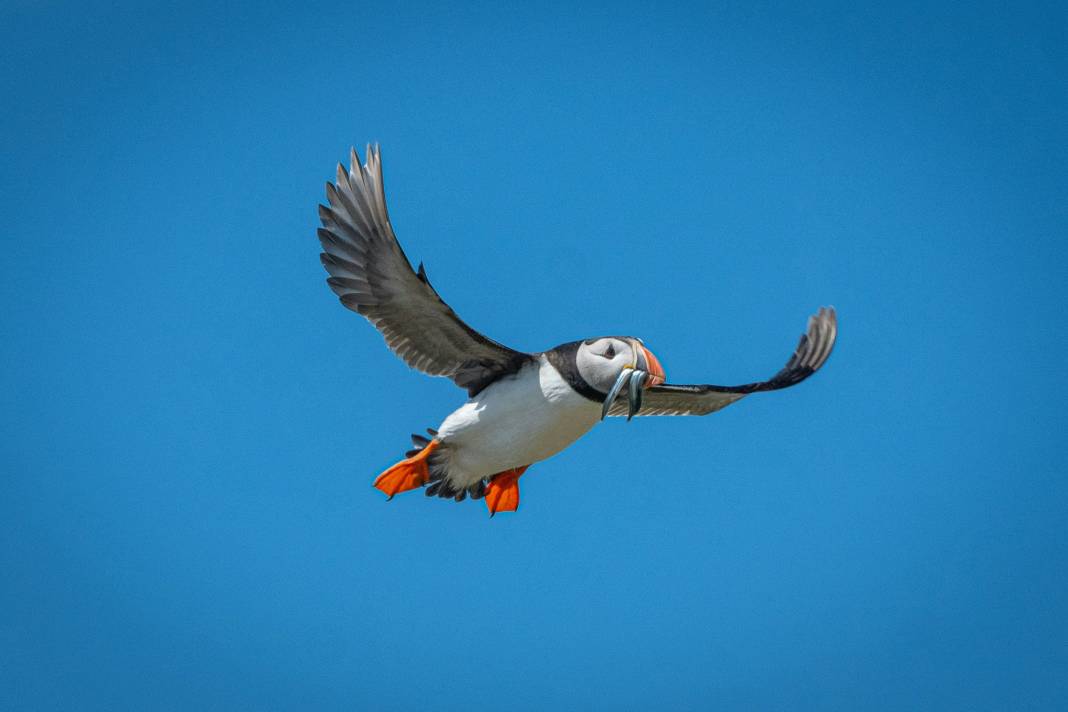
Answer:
608;307;837;417
317;145;533;395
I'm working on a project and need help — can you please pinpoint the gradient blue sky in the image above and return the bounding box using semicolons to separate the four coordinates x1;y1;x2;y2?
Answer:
3;2;1066;710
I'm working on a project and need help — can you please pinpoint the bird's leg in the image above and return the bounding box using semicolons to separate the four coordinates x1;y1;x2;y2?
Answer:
374;439;441;499
485;465;529;517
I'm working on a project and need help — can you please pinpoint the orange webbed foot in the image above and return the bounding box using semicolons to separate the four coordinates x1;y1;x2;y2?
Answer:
485;465;529;517
374;440;441;499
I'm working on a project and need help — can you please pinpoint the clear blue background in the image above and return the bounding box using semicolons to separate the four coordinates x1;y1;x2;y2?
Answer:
3;2;1066;709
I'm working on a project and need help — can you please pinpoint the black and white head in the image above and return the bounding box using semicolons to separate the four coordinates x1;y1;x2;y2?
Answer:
572;337;666;420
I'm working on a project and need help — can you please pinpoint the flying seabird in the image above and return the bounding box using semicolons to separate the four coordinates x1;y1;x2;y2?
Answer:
317;145;837;515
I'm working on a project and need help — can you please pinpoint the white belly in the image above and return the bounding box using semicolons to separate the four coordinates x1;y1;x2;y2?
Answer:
434;355;602;488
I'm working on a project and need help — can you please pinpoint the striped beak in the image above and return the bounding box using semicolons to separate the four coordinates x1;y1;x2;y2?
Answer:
638;345;666;388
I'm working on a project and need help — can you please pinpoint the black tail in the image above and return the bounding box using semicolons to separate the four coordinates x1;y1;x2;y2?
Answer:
403;428;487;503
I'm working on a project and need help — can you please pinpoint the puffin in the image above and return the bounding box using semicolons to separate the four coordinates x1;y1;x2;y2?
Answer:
317;145;837;515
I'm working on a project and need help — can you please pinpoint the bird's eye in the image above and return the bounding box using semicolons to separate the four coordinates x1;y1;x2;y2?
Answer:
602;343;616;359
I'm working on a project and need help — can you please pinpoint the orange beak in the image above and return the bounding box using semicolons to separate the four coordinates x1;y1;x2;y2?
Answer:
640;345;666;388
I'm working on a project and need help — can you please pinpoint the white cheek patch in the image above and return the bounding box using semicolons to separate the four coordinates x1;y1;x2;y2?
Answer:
575;346;599;389
576;343;615;392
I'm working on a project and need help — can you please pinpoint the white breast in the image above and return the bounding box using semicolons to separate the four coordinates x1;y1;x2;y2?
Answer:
434;355;602;489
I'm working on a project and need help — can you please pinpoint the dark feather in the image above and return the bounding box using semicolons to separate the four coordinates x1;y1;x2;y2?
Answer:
317;145;535;395
607;307;837;417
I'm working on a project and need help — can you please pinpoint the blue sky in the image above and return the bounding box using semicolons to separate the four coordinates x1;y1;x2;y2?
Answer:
2;1;1066;709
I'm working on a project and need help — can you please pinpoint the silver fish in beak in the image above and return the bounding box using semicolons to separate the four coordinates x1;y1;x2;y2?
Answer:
627;369;649;420
600;340;667;420
601;367;634;420
600;367;651;421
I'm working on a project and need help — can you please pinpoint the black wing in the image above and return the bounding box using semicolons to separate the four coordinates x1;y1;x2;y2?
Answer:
608;307;837;417
317;145;534;395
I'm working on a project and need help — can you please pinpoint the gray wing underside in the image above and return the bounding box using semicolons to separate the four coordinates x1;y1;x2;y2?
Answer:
317;145;533;395
608;307;837;417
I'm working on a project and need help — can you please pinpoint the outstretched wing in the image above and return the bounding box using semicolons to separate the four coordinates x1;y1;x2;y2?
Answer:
608;307;837;417
317;145;533;395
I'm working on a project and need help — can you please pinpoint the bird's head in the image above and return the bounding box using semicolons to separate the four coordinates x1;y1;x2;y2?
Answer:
575;337;666;420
